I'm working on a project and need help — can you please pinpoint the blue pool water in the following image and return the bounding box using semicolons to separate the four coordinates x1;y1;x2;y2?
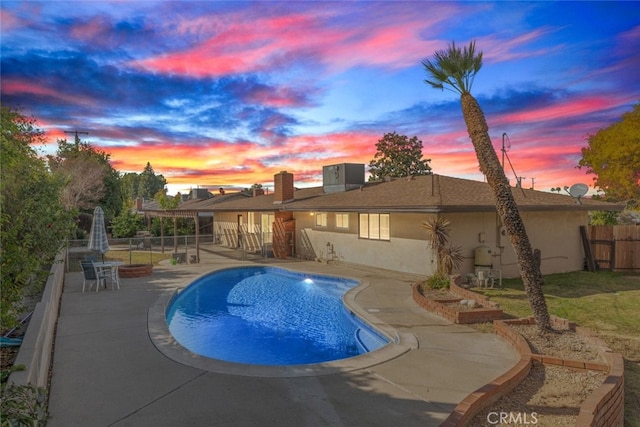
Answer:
166;266;389;365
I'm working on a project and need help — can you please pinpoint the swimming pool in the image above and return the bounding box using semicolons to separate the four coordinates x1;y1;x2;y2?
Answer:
166;266;389;365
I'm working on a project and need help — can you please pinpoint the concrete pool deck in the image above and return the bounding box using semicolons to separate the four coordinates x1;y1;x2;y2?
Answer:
47;251;518;426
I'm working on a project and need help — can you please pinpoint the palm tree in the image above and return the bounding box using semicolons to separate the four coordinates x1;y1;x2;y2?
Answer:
422;41;552;331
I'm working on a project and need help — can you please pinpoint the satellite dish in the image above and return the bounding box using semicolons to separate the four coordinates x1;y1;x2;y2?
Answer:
569;183;589;198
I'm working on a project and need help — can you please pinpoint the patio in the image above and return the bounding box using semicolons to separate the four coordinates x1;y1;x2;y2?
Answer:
47;251;518;426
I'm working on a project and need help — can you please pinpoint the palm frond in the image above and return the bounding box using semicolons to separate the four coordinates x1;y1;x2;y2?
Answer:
421;217;451;250
440;244;464;275
422;40;483;95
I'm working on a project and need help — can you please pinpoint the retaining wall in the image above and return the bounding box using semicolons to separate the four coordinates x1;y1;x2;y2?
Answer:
444;316;625;427
9;250;66;388
412;276;503;324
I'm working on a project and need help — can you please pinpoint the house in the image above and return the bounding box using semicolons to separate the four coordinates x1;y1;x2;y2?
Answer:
140;164;624;279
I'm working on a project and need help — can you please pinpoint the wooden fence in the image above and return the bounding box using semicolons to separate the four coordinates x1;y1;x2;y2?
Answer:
588;225;640;272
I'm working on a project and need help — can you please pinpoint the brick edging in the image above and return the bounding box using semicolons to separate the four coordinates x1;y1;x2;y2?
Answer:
441;320;533;426
442;316;625;426
411;276;503;324
118;264;153;278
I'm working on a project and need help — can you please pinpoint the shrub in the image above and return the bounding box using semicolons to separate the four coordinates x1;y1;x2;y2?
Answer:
426;272;450;290
0;383;48;426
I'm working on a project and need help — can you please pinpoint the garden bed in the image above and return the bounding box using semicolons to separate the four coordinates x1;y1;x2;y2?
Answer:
444;316;625;427
118;264;153;278
412;275;503;324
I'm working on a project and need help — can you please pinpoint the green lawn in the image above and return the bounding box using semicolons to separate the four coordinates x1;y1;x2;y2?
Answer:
105;249;173;265
69;249;173;272
476;271;640;426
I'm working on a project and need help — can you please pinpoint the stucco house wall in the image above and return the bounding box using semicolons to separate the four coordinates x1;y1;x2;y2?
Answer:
296;209;590;279
301;228;436;276
295;212;438;276
435;210;589;278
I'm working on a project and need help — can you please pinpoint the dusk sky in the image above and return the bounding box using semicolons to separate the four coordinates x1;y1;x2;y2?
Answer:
2;1;639;196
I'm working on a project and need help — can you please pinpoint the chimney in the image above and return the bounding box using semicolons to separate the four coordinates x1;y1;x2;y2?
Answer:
253;188;265;197
135;197;143;210
273;171;294;204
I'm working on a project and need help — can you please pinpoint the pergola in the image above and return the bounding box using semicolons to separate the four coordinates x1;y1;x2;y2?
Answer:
141;208;204;263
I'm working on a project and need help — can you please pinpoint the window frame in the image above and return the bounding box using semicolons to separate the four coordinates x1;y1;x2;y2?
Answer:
359;213;390;241
335;212;349;229
314;212;327;228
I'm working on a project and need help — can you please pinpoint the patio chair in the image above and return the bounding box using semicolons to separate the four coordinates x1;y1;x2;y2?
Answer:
95;263;121;291
80;261;109;292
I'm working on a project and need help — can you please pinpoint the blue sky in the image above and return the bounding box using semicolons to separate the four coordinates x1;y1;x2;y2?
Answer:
2;1;638;195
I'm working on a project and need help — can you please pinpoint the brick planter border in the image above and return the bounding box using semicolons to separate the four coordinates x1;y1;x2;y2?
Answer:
412;275;503;324
118;263;153;278
443;316;625;427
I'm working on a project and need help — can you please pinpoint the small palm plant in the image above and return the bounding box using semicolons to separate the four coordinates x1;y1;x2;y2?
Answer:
421;217;463;288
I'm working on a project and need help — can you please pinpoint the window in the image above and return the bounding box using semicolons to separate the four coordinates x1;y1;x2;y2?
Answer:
315;212;327;227
359;213;390;240
261;214;274;243
335;213;349;229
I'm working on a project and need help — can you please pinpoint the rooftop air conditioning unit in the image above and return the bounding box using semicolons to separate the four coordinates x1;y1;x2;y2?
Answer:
322;163;365;193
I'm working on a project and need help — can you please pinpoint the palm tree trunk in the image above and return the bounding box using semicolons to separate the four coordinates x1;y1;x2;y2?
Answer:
461;92;552;331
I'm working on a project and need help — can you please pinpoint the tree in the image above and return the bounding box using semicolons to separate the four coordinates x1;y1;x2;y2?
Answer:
589;211;618;225
368;132;432;181
422;41;552;331
242;183;263;195
155;188;180;209
1;106;75;328
120;172;140;202
47;137;122;218
578;103;640;202
110;209;144;238
138;162;167;200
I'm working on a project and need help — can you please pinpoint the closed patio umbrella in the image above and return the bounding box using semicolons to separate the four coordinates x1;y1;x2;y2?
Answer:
88;206;109;262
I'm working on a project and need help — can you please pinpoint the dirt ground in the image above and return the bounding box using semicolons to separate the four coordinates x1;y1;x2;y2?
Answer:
471;325;610;426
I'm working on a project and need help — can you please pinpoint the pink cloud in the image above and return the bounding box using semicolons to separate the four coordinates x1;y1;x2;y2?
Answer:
480;28;561;64
244;86;311;108
0;9;22;31
498;96;618;124
618;24;640;46
69;15;112;41
2;78;95;105
133;12;323;77
132;5;460;77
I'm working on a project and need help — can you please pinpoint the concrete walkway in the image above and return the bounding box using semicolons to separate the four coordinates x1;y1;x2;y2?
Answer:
47;252;518;426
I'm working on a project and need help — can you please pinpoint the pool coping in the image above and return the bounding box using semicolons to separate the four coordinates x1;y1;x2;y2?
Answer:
147;265;417;378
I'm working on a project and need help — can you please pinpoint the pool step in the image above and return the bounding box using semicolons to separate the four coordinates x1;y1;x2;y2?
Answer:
354;327;386;353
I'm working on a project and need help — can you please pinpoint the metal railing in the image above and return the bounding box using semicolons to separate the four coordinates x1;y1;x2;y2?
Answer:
67;229;283;266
